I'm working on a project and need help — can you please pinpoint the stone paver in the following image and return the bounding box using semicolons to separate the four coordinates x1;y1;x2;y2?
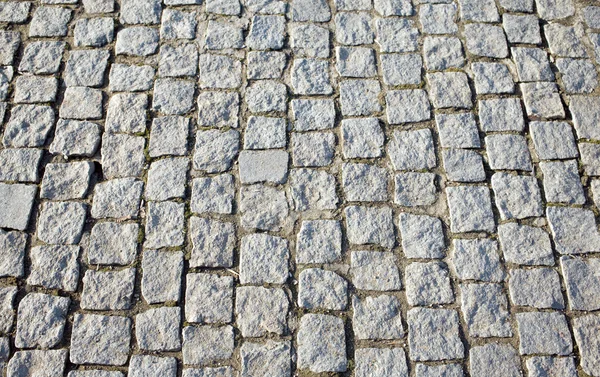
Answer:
1;0;599;374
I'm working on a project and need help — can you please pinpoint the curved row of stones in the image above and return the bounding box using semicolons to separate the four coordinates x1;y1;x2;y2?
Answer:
1;0;600;375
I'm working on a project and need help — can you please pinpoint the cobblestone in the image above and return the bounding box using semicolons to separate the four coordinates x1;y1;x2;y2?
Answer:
2;0;600;374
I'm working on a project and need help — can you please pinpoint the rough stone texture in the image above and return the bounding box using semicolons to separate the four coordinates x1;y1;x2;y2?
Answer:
141;250;183;304
299;268;347;310
561;256;600;311
353;295;403;340
70;314;131;366
345;206;394;249
516;312;572;355
0;230;26;278
182;326;234;366
235;286;288;337
144;201;185;249
355;348;408;377
297;314;347;373
407;308;464;361
470;343;522;377
509;268;564;309
498;223;554;265
193;129;239;173
446;186;495;233
491;173;543;220
241;233;289;283
81;268;136;310
0;183;37;231
573;315;600;376
240;341;291;377
451;239;505;282
240;184;288;231
460;283;511;338
547;206;600;254
290;169;338;211
7;350;67;377
191;174;234;214
37;201;87;245
539;160;585;205
399;213;445;259
41;162;93;200
91;178;144;219
186;273;233;324
15;293;69;349
351;251;402;291
189;217;235;268
27;245;80;292
406;262;453;306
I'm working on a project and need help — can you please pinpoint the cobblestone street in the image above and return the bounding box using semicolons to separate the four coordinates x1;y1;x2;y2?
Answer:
1;0;600;375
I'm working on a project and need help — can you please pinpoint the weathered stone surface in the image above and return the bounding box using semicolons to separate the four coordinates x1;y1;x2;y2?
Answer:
561;256;600;311
41;162;93;200
189;217;235;268
509;268;564;309
570;96;600;140
239;150;289;184
436;112;480;148
240;184;288;231
355;348;408;377
512;47;554;82
235;286;288;337
343;163;388;202
7;350;67;377
460;283;511;338
115;27;159;56
351;251;401;291
335;12;374;46
0;183;37;231
451;239;505;282
148;116;187;156
375;18;418;52
353;295;403;340
28;245;79;292
29;7;72;37
423;36;464;71
244;116;286;149
573;315;600;376
427;72;472;109
186;273;233;324
336;47;376;78
291;132;335;167
129;356;177;377
394;172;437;207
144;201;185;249
491;173;543;220
15;293;69;349
0;230;26;277
503;14;541;44
381;53;422;86
37;201;87;245
240;341;291;377
290;24;330;58
297;314;347;373
109;64;155;92
141;250;183;304
442;149;486;183
241;233;289;284
516;312;572;355
469;343;522;377
161;9;197;39
299;269;347;310
388;129;435;170
407;308;464;361
91;178;144;219
399;213;445;259
60;87;103;120
446;186;495;233
182;326;234;365
415;364;463;377
463;23;508;58
146;158;188;201
339;79;381;116
70;314;131;366
345;206;395;249
547;206;600;254
19;41;65;74
521;82;565;119
81;268;136;310
539;160;585;205
291;59;333;95
65;50;110;87
74;18;114;47
105;93;147;134
406;262;453;306
498;223;553;265
290;169;338;211
386;89;431;124
526;357;577;377
88;222;138;265
193;129;239;173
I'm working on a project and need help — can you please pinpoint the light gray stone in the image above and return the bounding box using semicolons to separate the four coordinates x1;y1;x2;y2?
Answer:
291;0;330;21
491;173;543;219
530;121;577;160
141;250;183;304
101;134;145;178
289;168;338;211
91;178;143;219
15;293;69;349
236;286;288;337
37;201;86;245
335;12;373;45
247;15;285;50
573;315;600;376
60;87;103;120
29;6;72;37
0;183;36;231
182;326;234;366
457;0;499;21
399;213;445;259
70;314;131;366
239;150;289;184
291;59;333;95
7;350;67;377
526;357;577;377
186;273;233;324
291;132;335;167
521;82;566;118
183;367;234;377
387;129;435;170
159;44;198;77
129;355;177;377
342;163;388;202
472;62;514;94
479;98;525;132
292;99;335;131
120;0;161;24
561;256;600;310
516;312;572;355
544;23;586;58
65;50;109;87
539;160;585;204
105;93;147;133
205;21;244;50
81;268;136;310
419;4;457;34
415;364;463;377
240;184;288;231
424;36;464;71
0;1;30;23
341;118;384;158
386;89;430;124
0;230;26;277
27;245;79;292
206;0;240;14
109;64;155;92
351;251;401;291
40;162;93;200
240;341;291;377
435;112;480;148
19;41;65;74
503;14;541;44
485;134;532;171
406;262;453;306
193;129;239;173
82;0;114;13
464;23;508;58
0;148;43;183
297;314;346;373
0;31;19;66
469;343;522;377
442;149;485;182
512;47;554;82
509;268;564;309
296;220;341;264
146;158;188;201
548;206;600;254
353;295;403;340
394;172;437;207
339;79;381;116
446;186;495;233
380;53;422;86
245;0;286;14
460;283;511;338
191;174;234;214
246;80;287;112
499;0;532;11
197;91;239;128
244;116;286;149
556;58;598;94
570;96;600;140
241;233;289;284
115;27;159;56
160;9;197;39
74;17;114;47
407;308;464;361
336;47;376;78
144;201;185;249
152;78;195;115
247;51;286;79
451;238;505;282
0;286;16;334
375;18;418;52
355;348;408;377
299;269;347;310
427;71;472;109
189;217;235;268
498;223;553;265
345;206;395;249
290;24;330;58
580;142;600;176
88;222;138;265
14;76;58;103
